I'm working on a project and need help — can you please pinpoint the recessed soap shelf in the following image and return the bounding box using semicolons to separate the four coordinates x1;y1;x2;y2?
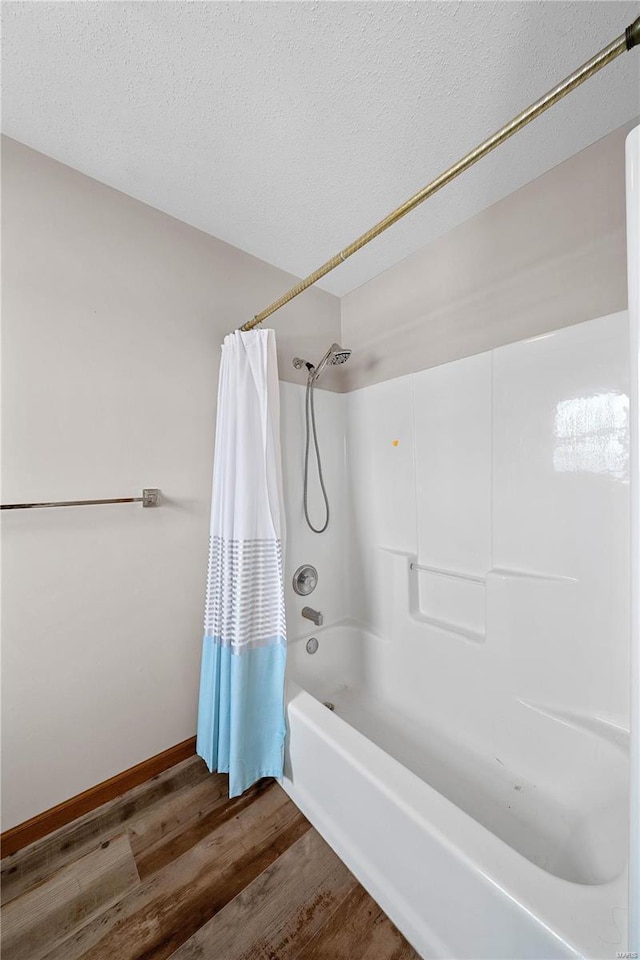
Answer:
408;557;485;643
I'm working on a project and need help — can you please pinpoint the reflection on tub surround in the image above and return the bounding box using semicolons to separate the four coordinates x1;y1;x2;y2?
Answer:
553;391;629;479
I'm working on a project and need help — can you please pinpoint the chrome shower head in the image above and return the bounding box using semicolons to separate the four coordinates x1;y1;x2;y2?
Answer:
327;344;352;366
311;343;352;381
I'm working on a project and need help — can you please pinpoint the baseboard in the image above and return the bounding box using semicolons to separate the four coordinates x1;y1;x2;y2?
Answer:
1;736;197;858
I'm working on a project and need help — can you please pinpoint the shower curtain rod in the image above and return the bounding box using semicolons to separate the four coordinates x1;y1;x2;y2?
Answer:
239;15;640;332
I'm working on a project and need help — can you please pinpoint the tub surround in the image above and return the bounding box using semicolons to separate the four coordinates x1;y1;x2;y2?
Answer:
280;311;630;958
344;312;630;727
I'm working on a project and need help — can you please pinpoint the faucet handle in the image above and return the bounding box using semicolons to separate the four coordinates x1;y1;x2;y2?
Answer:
293;564;318;596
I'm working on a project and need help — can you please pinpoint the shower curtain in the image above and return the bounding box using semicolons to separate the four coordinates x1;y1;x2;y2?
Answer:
196;328;287;797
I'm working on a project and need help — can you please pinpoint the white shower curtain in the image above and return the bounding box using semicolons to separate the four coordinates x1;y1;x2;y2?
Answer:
196;328;287;797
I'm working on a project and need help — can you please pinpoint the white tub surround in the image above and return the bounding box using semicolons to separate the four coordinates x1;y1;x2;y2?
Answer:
280;311;630;959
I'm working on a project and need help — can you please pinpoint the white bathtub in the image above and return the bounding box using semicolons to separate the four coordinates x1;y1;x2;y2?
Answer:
281;620;629;959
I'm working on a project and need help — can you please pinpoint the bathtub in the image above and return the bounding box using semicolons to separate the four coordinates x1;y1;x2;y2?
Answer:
281;619;629;959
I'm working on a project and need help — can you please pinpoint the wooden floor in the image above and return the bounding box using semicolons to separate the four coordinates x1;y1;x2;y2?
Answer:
1;756;420;960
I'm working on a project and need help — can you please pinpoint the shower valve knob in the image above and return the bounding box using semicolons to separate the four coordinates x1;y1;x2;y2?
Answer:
293;564;318;596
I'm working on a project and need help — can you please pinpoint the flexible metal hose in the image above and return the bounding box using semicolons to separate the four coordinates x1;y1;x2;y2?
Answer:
303;377;330;533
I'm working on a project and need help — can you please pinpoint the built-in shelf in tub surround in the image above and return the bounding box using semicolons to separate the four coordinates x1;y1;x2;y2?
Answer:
407;557;581;644
408;555;486;642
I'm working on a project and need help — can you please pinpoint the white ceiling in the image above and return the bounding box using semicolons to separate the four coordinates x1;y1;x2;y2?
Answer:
2;1;639;297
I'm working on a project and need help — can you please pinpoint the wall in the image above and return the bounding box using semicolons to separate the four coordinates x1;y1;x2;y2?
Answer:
344;312;630;727
0;137;340;829
341;124;634;391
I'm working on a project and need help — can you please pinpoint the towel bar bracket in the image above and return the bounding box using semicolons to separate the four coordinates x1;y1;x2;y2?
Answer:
142;488;160;508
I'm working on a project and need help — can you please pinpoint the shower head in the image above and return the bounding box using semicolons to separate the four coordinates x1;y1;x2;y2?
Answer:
292;344;352;381
310;343;352;382
327;344;352;366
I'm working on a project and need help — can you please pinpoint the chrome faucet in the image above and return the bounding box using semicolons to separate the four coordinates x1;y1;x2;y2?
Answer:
302;606;323;627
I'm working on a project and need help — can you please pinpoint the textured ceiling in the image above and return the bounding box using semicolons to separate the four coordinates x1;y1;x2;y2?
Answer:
2;1;639;297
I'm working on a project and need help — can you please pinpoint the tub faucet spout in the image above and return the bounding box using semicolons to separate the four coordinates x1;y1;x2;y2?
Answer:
302;606;323;626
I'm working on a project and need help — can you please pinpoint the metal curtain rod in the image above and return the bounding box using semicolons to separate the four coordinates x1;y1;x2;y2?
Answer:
1;489;161;510
240;15;640;332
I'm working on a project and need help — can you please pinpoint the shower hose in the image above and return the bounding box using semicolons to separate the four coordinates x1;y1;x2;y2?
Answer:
303;376;330;533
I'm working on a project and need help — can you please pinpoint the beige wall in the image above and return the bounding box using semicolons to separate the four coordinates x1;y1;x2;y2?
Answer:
0;137;340;829
341;123;634;391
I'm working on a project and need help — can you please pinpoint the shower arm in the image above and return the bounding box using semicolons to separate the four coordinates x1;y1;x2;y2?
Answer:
239;15;640;333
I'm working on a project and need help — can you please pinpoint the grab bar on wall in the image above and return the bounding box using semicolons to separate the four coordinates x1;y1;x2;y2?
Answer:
0;489;161;510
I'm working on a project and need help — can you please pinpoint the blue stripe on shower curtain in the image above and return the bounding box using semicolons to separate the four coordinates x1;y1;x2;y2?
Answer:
197;329;287;798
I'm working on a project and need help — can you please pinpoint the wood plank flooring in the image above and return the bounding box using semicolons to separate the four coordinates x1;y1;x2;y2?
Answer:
1;757;421;960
